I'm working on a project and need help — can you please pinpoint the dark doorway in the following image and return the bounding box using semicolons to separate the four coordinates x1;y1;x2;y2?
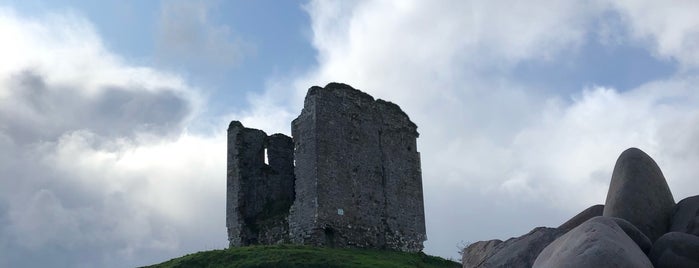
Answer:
324;226;336;247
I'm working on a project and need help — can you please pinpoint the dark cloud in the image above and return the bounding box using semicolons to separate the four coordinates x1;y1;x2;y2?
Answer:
0;8;229;268
0;67;208;267
0;137;215;267
0;70;191;144
93;86;191;137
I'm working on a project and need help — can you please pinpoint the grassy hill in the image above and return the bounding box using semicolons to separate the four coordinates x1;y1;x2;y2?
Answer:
144;244;461;268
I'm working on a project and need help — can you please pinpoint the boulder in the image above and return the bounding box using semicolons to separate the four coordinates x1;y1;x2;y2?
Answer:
649;232;699;268
557;206;652;253
533;216;653;268
558;204;604;232
670;195;699;236
463;204;612;268
609;217;652;254
461;239;502;268
474;227;564;268
602;147;675;242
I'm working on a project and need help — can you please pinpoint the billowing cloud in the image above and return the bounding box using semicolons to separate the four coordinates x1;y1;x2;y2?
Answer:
611;0;699;68
0;7;227;267
1;70;191;143
241;0;699;259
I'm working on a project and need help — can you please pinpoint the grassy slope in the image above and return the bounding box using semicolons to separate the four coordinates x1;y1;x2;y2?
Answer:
144;245;461;268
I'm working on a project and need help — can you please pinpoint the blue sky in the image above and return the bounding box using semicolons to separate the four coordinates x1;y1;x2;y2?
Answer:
9;0;316;113
1;1;699;267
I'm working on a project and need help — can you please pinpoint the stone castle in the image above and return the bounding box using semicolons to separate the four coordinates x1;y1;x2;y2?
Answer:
226;83;426;252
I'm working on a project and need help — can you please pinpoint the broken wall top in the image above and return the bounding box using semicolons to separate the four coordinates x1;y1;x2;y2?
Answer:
294;82;418;137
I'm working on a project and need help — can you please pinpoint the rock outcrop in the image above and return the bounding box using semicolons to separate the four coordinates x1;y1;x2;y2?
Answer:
602;148;675;242
608;216;652;254
461;239;502;268
649;232;699;268
462;205;604;267
670;195;699;236
476;227;563;268
557;204;604;232
533;216;653;268
462;148;699;268
461;204;602;268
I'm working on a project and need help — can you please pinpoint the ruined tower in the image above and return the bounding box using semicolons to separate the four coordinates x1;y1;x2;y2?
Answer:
227;83;426;252
226;122;295;246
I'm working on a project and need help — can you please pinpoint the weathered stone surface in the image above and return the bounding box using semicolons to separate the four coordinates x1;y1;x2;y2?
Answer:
461;239;502;268
228;83;425;252
463;205;609;267
227;122;296;247
558;204;604;232
609;217;652;254
670;195;699;236
649;232;699;268
470;227;564;268
602;147;675;242
533;216;653;268
289;83;425;252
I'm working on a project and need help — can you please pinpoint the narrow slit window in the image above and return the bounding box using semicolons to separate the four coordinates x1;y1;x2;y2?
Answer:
264;148;269;165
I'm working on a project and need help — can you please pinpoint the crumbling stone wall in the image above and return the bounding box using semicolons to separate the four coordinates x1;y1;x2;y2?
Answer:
226;121;295;247
376;100;427;251
227;83;426;252
288;83;426;252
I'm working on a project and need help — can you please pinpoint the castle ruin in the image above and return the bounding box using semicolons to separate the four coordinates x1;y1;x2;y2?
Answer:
226;83;426;252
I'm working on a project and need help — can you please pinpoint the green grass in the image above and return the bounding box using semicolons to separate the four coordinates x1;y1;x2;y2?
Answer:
143;244;461;268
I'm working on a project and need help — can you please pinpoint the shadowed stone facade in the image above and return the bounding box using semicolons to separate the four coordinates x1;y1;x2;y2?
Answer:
226;122;295;246
227;83;426;252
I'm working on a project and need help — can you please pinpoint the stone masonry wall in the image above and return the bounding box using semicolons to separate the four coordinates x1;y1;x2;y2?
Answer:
228;82;425;252
288;83;426;252
226;121;295;247
376;100;427;251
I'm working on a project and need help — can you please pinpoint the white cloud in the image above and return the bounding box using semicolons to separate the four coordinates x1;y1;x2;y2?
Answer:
0;6;226;267
610;0;699;69
257;0;699;259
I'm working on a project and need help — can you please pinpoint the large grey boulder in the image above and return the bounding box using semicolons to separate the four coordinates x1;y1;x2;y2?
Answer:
533;216;653;268
609;217;652;254
602;147;675;242
463;205;608;268
558;204;604;232
469;227;564;268
670;195;699;236
461;239;502;268
649;232;699;268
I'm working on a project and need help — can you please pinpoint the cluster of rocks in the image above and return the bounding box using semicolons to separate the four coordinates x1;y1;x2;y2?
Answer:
462;148;699;268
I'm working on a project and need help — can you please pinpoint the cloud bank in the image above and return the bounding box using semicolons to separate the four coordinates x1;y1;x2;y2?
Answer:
251;0;699;258
0;7;227;267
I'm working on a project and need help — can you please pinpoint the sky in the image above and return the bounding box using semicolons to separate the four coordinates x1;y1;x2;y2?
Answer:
1;0;699;267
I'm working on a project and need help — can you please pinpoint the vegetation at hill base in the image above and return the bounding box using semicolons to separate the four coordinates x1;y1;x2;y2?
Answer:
144;244;461;268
